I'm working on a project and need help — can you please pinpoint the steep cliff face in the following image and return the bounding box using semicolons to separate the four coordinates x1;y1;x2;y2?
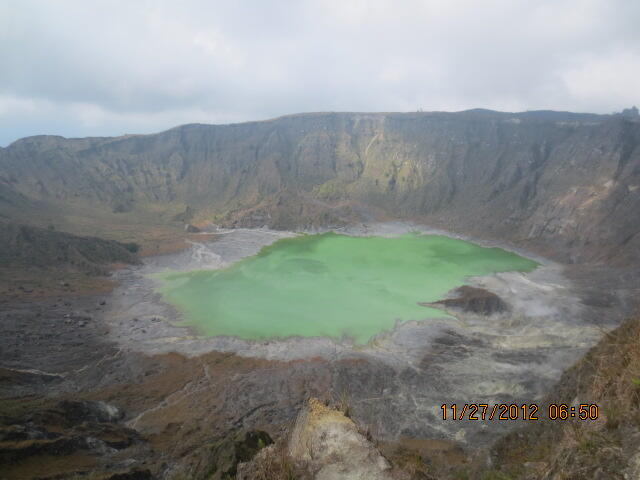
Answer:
1;110;638;264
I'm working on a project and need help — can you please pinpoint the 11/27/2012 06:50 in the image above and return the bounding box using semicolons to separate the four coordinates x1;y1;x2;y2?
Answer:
440;403;600;421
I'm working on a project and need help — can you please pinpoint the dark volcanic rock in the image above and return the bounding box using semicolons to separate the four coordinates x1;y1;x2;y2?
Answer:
232;430;274;464
0;399;145;475
106;470;154;480
423;286;509;315
170;430;274;479
54;400;124;424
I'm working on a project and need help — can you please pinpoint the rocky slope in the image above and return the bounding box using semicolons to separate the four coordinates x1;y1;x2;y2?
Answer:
0;221;139;271
1;109;639;265
220;316;640;480
480;314;640;480
0;221;140;297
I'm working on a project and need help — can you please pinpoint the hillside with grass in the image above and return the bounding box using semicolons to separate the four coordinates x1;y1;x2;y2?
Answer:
0;221;140;297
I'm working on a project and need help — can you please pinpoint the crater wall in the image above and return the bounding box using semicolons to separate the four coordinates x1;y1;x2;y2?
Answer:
1;110;639;264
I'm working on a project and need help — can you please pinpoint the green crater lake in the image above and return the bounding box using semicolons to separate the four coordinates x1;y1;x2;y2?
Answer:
156;233;538;344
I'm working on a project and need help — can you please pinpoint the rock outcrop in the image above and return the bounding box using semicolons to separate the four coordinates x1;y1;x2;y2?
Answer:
288;398;393;480
207;430;274;480
0;399;149;479
238;398;399;480
422;286;509;315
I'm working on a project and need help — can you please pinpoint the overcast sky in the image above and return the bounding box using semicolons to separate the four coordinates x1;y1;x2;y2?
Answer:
1;0;639;146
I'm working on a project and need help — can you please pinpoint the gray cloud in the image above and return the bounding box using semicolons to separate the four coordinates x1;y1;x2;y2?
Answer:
1;0;639;145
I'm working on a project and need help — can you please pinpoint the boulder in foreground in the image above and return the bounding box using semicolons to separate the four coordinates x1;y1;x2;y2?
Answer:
238;398;398;480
